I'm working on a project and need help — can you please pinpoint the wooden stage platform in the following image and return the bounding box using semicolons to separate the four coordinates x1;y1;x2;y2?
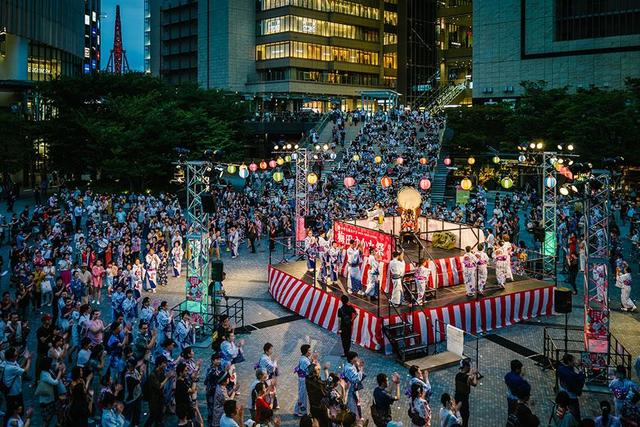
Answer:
268;259;556;353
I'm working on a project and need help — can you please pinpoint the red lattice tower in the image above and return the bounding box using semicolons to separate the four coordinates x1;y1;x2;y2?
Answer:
105;5;130;74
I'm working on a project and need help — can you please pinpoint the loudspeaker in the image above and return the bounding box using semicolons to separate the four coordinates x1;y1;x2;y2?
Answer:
554;287;573;313
201;193;216;213
211;260;224;282
304;215;316;229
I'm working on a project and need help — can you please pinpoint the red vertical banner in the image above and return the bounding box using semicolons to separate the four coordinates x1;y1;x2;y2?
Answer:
333;221;394;262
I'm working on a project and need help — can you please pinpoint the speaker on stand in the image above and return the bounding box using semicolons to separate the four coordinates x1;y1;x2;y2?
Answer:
554;287;573;353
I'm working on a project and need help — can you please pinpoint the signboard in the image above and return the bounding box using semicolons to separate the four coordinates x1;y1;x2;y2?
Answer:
414;84;432;92
446;324;465;356
456;189;470;205
333;220;394;262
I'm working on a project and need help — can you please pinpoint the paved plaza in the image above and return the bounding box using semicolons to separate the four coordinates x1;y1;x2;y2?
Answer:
1;194;639;426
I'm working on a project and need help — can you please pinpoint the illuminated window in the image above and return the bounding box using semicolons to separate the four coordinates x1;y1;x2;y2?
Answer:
261;0;380;20
92;11;96;22
256;41;378;65
84;47;90;58
85;14;90;25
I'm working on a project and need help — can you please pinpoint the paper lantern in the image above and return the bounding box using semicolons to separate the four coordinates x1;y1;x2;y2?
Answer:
467;157;476;165
545;176;557;188
307;173;318;185
249;162;258;172
419;157;428;165
518;154;526;162
352;154;361;162
259;161;267;170
269;160;277;169
443;157;452;166
501;177;513;189
273;171;284;182
291;152;298;161
374;155;382;164
276;157;285;166
227;164;237;174
284;155;292;162
460;178;472;191
492;156;501;164
344;176;356;188
419;178;431;190
381;176;392;188
396;157;404;165
239;165;249;179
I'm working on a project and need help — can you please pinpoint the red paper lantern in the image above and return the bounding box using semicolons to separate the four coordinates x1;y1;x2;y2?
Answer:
249;162;258;172
343;176;356;188
419;157;428;165
381;176;392;188
259;161;268;170
443;157;452;166
396;157;404;165
419;178;431;190
268;159;277;168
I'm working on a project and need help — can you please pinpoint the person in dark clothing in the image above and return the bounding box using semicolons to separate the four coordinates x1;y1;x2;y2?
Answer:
305;362;329;427
371;372;401;427
505;359;531;415
67;382;92;427
567;253;579;294
454;359;479;427
557;354;585;420
337;295;357;357
175;362;195;421
509;386;540;427
143;355;174;427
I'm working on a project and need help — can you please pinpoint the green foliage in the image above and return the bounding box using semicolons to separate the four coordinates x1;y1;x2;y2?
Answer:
446;80;640;164
0;111;34;174
34;73;248;190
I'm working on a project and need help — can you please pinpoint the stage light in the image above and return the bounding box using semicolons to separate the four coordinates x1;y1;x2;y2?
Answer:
492;156;501;164
344;176;356;188
268;159;277;168
501;177;513;189
518;154;526;162
249;162;258;172
322;144;329;151
276;157;285;166
259;161;267;170
227;164;237;174
460;178;472;191
467;156;475;165
419;157;428;165
239;165;249;179
313;154;319;160
330;152;337;160
353;154;361;161
419;178;431;190
557;158;564;164
381;176;392;188
375;155;382;164
568;160;573;166
274;145;279;150
567;144;574;151
557;144;563;150
315;145;321;151
444;157;452;166
286;144;292;150
273;171;284;182
529;142;536;149
396;157;404;165
536;142;543;149
294;144;299;149
569;184;578;193
545;176;557;188
307;173;318;185
559;186;569;196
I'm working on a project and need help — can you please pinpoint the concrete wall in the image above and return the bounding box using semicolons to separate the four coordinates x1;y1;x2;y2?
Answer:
198;0;255;91
0;33;28;80
473;0;640;100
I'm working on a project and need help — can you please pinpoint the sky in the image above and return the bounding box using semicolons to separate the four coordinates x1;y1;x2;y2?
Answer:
101;0;145;71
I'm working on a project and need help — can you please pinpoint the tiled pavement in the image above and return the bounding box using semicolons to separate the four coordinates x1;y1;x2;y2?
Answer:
2;196;640;426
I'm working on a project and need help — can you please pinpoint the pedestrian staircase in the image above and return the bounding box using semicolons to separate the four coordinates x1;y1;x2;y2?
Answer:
382;315;429;362
430;159;449;204
416;83;467;115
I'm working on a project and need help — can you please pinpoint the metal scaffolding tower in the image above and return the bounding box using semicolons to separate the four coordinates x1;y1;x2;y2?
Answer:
541;153;559;281
582;172;611;353
294;148;310;254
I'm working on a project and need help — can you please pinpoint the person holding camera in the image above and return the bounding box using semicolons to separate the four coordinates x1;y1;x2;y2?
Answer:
557;354;585;420
454;359;478;427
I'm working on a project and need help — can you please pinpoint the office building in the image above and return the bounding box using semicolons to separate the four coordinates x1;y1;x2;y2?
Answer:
148;0;438;112
0;0;85;110
84;0;101;74
473;0;640;103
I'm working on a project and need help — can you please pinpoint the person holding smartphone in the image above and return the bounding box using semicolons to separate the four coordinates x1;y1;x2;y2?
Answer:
454;359;478;427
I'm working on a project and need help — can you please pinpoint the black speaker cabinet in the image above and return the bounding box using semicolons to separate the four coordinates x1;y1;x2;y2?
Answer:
554;287;573;314
211;260;224;282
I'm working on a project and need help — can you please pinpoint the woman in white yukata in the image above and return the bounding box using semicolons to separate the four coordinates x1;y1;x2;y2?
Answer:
414;258;431;304
493;244;509;288
501;234;514;281
171;240;184;277
462;246;477;297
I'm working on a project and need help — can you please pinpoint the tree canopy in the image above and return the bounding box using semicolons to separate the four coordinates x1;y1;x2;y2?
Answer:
36;73;249;191
446;79;640;165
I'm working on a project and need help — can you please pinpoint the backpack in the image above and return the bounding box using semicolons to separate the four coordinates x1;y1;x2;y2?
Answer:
407;400;426;427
